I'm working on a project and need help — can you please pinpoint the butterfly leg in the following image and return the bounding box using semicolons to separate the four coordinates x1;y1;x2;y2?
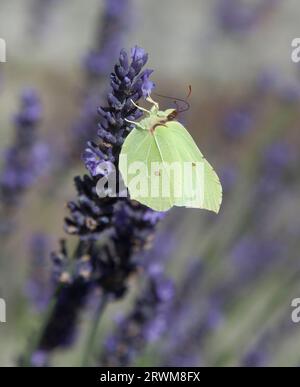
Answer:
125;118;137;125
130;99;151;115
124;119;147;131
146;96;159;111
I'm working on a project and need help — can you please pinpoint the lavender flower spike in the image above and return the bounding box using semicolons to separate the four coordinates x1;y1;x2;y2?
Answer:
82;45;154;177
101;268;174;367
216;0;279;35
0;89;48;233
71;0;133;158
84;0;132;82
0;89;41;204
25;234;52;312
23;47;160;367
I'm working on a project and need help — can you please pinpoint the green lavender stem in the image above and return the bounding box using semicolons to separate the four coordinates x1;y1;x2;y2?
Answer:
22;285;63;367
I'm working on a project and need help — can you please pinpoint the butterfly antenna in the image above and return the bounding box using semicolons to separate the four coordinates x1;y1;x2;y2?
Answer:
153;85;192;113
177;85;192;113
186;85;192;99
174;100;180;112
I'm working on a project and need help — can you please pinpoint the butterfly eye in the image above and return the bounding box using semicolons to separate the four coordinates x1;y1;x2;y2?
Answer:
167;111;177;121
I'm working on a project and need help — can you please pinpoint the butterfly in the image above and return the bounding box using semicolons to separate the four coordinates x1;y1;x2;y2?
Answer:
119;95;222;213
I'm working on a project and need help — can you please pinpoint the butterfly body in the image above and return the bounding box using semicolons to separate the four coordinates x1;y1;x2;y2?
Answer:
136;107;176;133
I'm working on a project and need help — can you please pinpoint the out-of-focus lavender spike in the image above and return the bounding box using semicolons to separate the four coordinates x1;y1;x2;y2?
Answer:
242;309;297;367
29;0;59;41
222;107;254;139
162;296;223;367
255;69;279;96
255;69;300;104
158;258;207;366
0;89;49;233
242;347;268;367
219;165;237;194
257;141;296;196
164;222;291;366
30;350;49;367
71;0;133;159
175;258;205;300
84;0;132;83
100;268;174;367
278;81;300;104
25;234;52;312
98;230;182;366
230;234;284;281
215;0;279;35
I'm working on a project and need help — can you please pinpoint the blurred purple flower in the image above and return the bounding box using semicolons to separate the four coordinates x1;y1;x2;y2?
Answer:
258;141;295;196
219;165;237;193
242;348;268;367
71;0;133;160
101;269;174;366
264;141;294;172
29;0;59;40
230;235;283;280
82;46;154;178
82;143;109;177
30;350;49;368
0;88;48;212
141;69;155;97
25;234;52;312
255;69;279;95
223;107;254;139
279;82;300;104
84;0;132;80
216;0;278;35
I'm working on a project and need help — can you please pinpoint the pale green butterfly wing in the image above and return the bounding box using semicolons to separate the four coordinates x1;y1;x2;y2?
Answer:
119;121;222;213
153;122;222;213
119;127;174;211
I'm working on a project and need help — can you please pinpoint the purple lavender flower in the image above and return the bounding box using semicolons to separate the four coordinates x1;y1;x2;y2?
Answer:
230;235;283;280
242;311;297;367
255;69;279;96
84;0;132;81
82;144;108;177
242;348;268;367
101;269;174;366
219;165;237;193
162;297;222;367
38;277;91;351
223;107;254;139
30;350;49;368
216;0;255;33
25;234;52;312
263;141;294;172
140;69;155;98
255;69;300;103
0;89;48;232
278;82;300;104
258;141;295;196
67;47;155;239
29;0;59;40
157;258;206;366
22;47;159;366
99;231;176;366
71;0;133;158
215;0;278;35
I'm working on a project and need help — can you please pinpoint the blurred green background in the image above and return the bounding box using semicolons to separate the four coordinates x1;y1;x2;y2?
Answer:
0;0;300;367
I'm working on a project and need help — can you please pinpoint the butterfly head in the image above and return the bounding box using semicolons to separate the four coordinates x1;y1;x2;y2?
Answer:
155;108;177;120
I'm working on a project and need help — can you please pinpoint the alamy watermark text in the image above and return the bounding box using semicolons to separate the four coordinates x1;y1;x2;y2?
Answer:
0;38;6;63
